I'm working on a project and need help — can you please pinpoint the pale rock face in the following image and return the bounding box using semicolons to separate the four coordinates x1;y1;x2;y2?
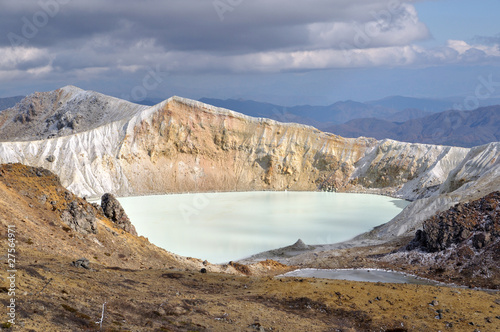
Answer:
348;139;469;200
117;97;375;195
355;142;500;240
0;87;498;241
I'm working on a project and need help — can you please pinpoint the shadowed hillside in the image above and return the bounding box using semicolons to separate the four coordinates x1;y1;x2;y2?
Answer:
326;106;500;147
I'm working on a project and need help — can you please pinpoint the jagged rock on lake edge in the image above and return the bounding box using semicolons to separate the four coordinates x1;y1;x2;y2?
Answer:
101;193;137;236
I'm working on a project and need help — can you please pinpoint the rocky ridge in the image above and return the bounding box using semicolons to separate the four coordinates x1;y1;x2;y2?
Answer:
0;163;175;269
0;85;147;141
379;191;500;289
409;191;499;252
0;163;97;235
0;86;498;241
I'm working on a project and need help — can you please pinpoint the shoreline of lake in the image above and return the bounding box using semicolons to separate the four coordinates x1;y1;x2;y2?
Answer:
117;191;409;264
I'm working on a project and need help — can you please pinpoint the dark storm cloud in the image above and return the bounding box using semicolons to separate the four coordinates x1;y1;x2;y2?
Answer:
0;0;422;52
3;0;498;84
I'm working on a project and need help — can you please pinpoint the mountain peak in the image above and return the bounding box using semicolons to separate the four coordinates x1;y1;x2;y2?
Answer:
59;85;85;92
0;86;148;142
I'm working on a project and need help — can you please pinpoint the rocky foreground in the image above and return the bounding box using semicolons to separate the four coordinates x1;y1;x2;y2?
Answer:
0;164;498;331
8;251;500;331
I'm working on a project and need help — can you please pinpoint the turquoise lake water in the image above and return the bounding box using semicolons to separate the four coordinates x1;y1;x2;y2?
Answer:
118;191;409;263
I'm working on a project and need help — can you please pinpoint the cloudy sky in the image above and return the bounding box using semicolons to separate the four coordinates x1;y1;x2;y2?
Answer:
1;0;500;105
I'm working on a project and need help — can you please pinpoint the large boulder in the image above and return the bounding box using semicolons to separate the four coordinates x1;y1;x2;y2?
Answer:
60;200;98;234
101;193;137;236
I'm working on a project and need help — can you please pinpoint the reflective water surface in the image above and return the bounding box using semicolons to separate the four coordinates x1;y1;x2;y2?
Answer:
118;191;409;263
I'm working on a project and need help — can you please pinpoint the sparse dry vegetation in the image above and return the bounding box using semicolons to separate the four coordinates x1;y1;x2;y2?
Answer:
0;164;498;331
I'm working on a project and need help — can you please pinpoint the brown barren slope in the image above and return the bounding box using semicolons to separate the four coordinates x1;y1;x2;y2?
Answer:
0;164;498;331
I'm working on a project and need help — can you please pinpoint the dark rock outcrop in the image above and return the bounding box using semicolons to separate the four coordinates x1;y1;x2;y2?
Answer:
398;191;500;288
408;191;500;252
60;200;98;234
364;191;500;289
71;258;90;269
101;193;137;236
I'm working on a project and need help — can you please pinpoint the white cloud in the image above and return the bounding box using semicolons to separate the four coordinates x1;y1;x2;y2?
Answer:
0;46;52;71
308;3;429;50
27;64;54;76
0;0;499;84
447;40;500;57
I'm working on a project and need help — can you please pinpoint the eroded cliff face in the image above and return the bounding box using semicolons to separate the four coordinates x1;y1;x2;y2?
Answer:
0;87;498;241
364;142;500;240
117;98;375;195
344;139;469;199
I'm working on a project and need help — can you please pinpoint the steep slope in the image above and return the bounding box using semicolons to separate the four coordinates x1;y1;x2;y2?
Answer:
0;87;498;243
0;163;188;270
116;98;376;196
326;106;500;147
357;141;500;240
0;94;377;198
389;191;500;289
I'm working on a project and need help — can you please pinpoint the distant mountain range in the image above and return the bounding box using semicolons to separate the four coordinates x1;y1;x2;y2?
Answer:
326;106;500;148
365;96;456;113
198;96;440;129
0;96;24;111
200;97;500;147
